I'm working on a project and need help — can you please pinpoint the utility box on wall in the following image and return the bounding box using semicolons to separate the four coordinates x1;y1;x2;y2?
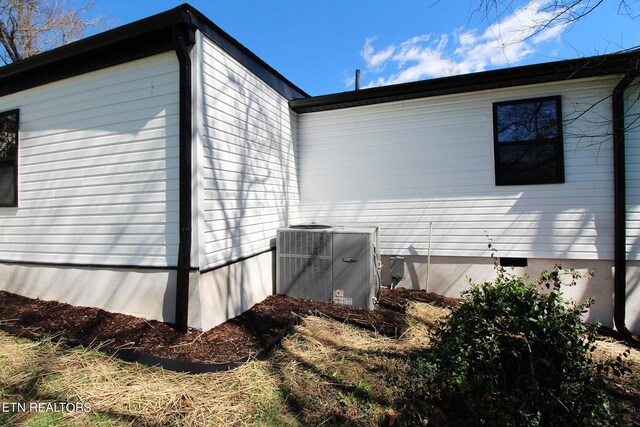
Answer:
389;256;405;288
276;224;380;309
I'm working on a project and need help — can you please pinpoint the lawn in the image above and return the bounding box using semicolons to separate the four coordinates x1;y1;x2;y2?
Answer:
0;300;638;426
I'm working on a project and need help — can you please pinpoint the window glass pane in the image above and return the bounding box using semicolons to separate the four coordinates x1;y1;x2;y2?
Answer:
497;142;559;183
0;111;18;159
496;99;558;143
0;163;15;205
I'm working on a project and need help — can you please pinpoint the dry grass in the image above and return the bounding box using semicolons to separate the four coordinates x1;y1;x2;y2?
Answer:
270;302;452;425
0;300;637;426
45;355;280;425
594;336;640;390
595;337;640;365
0;302;480;426
287;301;449;356
405;301;451;327
589;336;640;424
0;332;292;426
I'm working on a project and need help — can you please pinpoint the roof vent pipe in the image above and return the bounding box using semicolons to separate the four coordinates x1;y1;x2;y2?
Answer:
355;69;360;91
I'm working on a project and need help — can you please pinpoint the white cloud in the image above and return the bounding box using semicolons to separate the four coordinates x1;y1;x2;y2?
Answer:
361;37;396;72
343;73;356;89
357;0;572;88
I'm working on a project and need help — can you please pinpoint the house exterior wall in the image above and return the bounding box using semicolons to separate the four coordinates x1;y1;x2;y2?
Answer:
297;75;640;333
381;255;616;329
198;33;300;271
626;78;640;260
0;28;301;331
0;262;177;322
627;261;640;333
624;78;640;333
0;52;180;267
189;249;274;330
297;76;619;261
0;52;181;325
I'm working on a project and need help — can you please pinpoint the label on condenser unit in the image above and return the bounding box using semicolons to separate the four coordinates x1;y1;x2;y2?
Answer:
332;289;353;306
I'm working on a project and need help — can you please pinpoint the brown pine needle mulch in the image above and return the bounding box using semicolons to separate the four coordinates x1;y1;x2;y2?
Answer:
0;288;460;365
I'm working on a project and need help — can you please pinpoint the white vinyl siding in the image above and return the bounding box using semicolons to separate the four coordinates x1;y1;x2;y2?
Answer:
626;78;640;261
0;52;180;266
199;36;299;269
298;77;619;260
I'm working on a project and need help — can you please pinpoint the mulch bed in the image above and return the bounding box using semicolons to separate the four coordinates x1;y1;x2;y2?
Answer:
0;288;460;365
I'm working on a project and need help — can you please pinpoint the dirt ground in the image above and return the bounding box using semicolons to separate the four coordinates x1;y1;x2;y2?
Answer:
0;288;460;364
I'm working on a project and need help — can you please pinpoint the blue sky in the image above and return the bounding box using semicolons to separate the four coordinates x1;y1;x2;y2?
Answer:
93;0;639;96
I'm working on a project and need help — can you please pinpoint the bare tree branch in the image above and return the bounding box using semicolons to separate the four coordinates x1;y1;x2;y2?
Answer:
0;0;111;65
471;0;637;45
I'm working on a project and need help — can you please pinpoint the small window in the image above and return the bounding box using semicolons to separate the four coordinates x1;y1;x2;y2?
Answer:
0;109;19;207
493;96;564;185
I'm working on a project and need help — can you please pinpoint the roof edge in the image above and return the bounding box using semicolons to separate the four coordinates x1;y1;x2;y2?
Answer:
0;6;185;79
290;50;640;113
0;4;308;101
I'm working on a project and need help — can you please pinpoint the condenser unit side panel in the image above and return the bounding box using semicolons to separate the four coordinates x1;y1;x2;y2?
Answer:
277;256;332;301
332;232;373;309
276;230;332;302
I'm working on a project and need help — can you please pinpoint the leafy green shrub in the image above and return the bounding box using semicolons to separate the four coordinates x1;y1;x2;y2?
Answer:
420;265;628;426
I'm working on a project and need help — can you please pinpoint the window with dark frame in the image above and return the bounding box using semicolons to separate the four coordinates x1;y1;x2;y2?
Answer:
493;96;564;186
0;109;19;207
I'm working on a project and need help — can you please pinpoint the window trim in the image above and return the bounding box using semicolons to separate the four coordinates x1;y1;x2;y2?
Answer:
0;108;19;207
492;95;564;186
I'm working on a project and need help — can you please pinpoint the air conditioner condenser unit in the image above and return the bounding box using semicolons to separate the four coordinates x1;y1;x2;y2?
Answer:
276;224;381;309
